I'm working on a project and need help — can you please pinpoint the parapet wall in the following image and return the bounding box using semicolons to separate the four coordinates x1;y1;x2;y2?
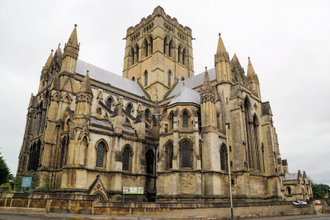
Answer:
0;191;314;219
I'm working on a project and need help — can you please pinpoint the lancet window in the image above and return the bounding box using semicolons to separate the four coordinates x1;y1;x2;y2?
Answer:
96;142;105;168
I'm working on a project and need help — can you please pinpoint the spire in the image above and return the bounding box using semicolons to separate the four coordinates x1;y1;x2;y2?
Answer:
247;57;259;84
63;24;79;60
247;57;256;76
43;49;53;70
201;67;212;93
79;71;93;95
216;33;227;55
66;24;79;48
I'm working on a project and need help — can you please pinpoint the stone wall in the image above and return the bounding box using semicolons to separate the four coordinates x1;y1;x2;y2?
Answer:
0;192;314;219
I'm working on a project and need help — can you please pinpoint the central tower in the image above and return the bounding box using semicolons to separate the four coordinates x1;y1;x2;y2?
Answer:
122;6;194;101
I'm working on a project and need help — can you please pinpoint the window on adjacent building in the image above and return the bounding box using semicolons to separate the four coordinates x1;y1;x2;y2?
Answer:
168;144;173;169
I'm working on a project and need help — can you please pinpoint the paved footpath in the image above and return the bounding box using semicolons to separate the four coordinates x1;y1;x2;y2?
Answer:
241;213;330;220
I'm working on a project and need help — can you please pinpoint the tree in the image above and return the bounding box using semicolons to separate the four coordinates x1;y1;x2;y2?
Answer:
0;150;10;185
309;176;330;199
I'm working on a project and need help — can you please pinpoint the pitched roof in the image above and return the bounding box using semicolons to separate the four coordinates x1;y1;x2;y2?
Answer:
166;68;216;99
75;60;149;99
168;86;200;105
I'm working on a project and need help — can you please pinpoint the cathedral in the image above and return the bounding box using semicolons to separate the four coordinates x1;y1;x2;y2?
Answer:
17;6;311;202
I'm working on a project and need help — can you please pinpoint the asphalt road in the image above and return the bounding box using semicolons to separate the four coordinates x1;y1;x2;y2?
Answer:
1;213;330;220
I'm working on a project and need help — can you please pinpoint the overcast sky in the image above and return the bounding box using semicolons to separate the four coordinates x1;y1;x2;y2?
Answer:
1;1;329;185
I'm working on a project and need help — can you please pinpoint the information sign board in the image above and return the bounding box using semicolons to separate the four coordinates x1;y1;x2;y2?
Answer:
21;177;32;188
123;186;144;194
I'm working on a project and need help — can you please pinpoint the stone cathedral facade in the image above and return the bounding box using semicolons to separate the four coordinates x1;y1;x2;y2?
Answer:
17;6;311;202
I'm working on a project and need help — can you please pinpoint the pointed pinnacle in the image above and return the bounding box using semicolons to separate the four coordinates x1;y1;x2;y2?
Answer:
79;70;93;95
66;24;78;48
247;57;256;75
216;33;227;55
44;49;54;69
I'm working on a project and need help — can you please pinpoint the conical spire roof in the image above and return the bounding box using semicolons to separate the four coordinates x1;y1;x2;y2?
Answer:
43;50;53;70
79;70;93;95
201;67;213;93
216;33;227;55
247;57;256;76
66;24;79;48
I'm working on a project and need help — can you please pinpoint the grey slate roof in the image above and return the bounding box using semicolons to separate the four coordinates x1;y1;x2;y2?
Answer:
90;117;109;127
168;86;200;105
76;60;148;99
167;68;216;99
284;173;298;181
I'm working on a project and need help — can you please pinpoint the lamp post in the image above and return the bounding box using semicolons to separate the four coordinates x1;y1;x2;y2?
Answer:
225;123;233;220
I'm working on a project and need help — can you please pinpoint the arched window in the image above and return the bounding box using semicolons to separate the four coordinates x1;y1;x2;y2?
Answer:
168;40;173;58
150;36;153;54
182;144;190;167
182;49;186;65
126;104;132;115
126;104;132;124
145;149;154;174
131;47;135;65
181;77;185;81
168;144;173;169
163;37;167;54
178;45;182;63
96;142;105;167
145;109;150;129
135;45;139;62
144;38;149;57
144;71;148;87
253;115;261;171
220;145;228;171
287;187;291;195
169;112;174;130
183;111;188;128
132;76;135;81
106;97;112;110
168;71;171;87
243;98;252;169
122;146;131;171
